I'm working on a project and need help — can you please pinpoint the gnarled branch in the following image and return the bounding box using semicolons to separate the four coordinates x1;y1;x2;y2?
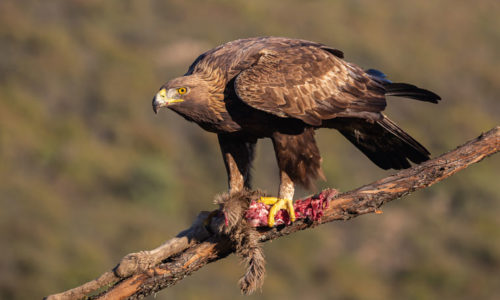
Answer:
46;126;499;300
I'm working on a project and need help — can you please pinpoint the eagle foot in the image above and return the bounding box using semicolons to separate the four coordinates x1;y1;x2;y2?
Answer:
259;197;296;227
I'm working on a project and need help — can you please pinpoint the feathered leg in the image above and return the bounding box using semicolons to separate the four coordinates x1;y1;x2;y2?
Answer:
218;134;256;194
262;128;324;226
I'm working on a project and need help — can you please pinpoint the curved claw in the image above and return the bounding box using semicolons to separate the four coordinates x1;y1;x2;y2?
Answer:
259;197;296;227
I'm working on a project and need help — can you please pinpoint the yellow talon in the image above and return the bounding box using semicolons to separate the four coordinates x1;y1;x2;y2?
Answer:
259;196;296;227
259;196;279;205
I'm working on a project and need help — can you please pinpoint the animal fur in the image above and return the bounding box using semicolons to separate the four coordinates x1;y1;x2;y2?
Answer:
213;189;266;294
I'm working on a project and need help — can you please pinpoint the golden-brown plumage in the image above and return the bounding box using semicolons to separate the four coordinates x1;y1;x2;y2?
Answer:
152;37;440;221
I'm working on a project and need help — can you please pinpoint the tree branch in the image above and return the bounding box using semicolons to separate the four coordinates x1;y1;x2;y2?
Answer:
46;126;499;300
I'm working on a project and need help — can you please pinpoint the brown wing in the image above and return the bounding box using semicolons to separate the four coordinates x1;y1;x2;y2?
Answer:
234;45;387;126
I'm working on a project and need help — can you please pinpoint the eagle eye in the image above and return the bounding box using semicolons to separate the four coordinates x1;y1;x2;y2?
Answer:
177;87;188;95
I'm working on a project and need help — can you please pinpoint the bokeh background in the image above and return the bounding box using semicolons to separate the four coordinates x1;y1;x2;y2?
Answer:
1;0;499;299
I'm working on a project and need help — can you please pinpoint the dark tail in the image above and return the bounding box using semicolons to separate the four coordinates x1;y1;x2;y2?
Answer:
366;69;441;103
333;116;431;170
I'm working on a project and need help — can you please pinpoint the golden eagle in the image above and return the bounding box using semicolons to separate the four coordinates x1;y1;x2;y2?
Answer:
153;37;440;226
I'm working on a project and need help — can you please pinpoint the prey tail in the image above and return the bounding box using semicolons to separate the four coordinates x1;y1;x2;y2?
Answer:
335;116;431;170
366;69;441;103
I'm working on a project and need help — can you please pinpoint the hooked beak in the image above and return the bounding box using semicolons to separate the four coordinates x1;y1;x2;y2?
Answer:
152;88;183;114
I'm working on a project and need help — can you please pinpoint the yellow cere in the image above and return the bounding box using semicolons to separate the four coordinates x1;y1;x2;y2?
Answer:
158;88;167;98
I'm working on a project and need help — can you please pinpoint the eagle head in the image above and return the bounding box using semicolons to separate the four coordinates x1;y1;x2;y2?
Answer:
152;75;209;114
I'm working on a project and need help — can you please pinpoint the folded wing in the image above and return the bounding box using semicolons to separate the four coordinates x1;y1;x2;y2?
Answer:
234;45;388;126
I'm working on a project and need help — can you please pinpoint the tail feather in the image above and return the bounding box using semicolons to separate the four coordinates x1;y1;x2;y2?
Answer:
384;82;441;103
333;116;430;170
366;68;441;103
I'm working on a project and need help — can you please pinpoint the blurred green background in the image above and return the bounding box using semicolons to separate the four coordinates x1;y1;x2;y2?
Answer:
0;0;499;299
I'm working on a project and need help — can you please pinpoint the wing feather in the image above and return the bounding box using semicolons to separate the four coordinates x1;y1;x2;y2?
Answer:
234;45;387;126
